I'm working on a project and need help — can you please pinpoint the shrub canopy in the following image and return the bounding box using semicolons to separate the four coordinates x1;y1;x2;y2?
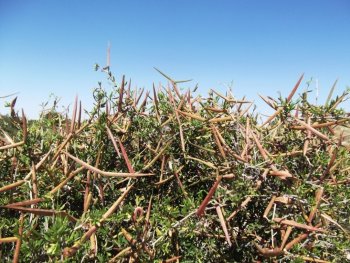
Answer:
1;68;350;262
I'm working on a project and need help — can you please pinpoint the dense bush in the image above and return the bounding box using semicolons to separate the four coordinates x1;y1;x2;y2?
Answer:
1;68;349;262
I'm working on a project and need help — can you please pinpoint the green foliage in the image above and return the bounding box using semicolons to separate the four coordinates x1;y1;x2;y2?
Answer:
1;68;350;262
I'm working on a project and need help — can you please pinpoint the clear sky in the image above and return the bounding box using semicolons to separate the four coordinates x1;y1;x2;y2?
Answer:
1;0;350;118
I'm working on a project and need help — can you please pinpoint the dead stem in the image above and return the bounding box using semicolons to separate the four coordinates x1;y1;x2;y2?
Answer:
12;213;24;263
63;151;153;177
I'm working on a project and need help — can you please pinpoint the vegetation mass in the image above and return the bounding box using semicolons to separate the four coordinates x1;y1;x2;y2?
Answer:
0;67;350;262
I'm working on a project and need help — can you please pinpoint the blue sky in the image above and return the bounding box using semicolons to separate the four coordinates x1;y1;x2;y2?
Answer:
1;0;349;118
